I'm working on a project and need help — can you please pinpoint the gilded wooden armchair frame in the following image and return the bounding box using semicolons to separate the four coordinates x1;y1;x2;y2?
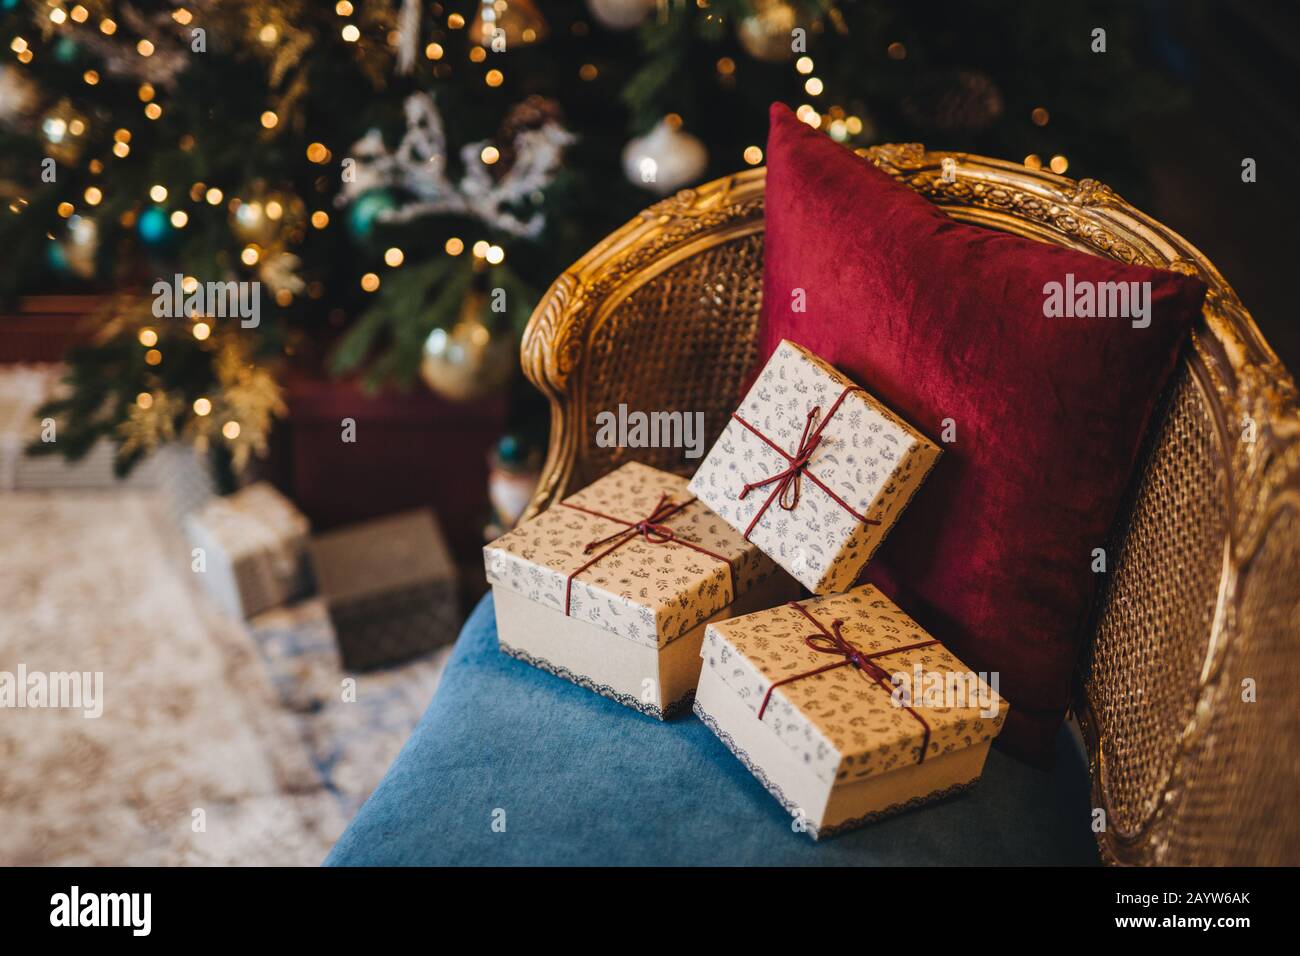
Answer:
519;148;1300;866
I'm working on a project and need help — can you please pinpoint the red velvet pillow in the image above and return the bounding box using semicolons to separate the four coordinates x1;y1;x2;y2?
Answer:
758;104;1206;762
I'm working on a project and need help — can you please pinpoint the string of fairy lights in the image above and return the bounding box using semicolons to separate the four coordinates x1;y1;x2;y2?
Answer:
11;2;1068;300
7;0;1070;455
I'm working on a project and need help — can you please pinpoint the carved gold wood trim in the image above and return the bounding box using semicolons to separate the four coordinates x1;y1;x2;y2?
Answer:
520;169;767;519
519;149;1300;865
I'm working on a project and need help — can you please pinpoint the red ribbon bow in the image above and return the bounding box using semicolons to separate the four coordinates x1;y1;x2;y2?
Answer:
732;385;883;541
560;493;735;616
757;601;939;765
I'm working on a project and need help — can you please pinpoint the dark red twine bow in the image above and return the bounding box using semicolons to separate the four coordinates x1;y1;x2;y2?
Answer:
732;385;882;540
757;601;939;765
560;493;735;616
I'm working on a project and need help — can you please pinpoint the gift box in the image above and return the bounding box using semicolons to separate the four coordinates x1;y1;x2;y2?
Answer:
484;461;798;719
184;481;312;619
694;584;1006;839
309;509;461;671
1;365;216;519
690;339;940;594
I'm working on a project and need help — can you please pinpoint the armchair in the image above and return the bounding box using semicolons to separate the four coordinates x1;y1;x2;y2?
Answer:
518;149;1300;866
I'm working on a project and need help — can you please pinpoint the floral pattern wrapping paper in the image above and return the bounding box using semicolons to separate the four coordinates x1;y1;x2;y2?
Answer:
689;339;941;594
484;462;784;649
702;585;1007;786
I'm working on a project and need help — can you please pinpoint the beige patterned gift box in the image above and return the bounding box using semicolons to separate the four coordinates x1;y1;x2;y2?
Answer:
184;481;312;619
695;584;1007;839
689;339;940;594
484;461;798;719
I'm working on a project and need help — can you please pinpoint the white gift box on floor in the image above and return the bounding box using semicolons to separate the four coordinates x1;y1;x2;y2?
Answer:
0;364;215;520
484;461;798;719
694;584;1007;839
185;482;312;619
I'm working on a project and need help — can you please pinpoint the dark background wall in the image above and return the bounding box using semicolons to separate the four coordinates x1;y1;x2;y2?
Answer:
1135;1;1299;372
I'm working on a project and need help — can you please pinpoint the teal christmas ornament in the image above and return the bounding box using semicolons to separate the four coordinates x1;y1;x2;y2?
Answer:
45;240;69;274
347;189;397;241
54;37;79;64
137;206;171;245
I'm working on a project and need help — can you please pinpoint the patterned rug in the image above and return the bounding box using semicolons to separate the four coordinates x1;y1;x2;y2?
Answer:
0;490;448;865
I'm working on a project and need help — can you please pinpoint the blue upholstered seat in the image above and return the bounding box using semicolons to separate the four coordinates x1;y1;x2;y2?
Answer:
326;594;1100;866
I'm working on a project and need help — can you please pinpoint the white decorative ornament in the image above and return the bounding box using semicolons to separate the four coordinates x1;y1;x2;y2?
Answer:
586;0;657;31
622;118;707;196
395;0;422;75
0;65;38;126
338;93;574;239
258;251;305;297
63;215;98;278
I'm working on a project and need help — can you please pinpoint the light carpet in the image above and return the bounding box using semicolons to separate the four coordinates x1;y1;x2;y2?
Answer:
0;490;357;865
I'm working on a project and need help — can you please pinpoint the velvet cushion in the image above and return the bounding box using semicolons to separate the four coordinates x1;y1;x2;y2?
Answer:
325;594;1099;865
757;104;1206;762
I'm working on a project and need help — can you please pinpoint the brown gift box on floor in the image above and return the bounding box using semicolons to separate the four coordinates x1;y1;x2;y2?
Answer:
310;509;461;671
484;461;798;719
694;584;1007;839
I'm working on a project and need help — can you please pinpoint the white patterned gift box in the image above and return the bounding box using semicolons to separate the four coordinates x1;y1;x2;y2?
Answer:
689;339;940;594
184;481;312;619
695;584;1008;839
0;364;215;521
484;461;798;719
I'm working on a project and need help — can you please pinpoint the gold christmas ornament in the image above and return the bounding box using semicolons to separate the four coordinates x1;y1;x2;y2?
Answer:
736;0;814;63
230;184;305;245
40;99;90;164
419;290;515;402
469;0;548;49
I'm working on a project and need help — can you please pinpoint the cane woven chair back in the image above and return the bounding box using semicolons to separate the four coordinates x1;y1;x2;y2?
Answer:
519;150;1300;865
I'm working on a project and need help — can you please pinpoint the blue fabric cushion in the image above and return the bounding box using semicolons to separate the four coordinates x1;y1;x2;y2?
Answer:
326;594;1099;866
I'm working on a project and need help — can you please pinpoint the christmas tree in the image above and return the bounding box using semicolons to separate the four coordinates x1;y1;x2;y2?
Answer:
0;0;1184;475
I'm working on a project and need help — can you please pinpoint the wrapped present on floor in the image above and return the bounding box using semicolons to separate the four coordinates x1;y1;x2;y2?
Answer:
695;584;1006;839
0;365;215;518
184;481;312;619
484;461;799;719
309;509;461;672
690;339;940;594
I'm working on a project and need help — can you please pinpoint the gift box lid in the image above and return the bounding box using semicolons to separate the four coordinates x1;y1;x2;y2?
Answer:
309;508;456;605
484;461;781;649
689;339;940;594
701;585;1007;786
185;481;310;561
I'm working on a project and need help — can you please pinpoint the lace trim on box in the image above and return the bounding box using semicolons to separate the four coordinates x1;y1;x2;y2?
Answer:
498;641;694;721
693;699;977;840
